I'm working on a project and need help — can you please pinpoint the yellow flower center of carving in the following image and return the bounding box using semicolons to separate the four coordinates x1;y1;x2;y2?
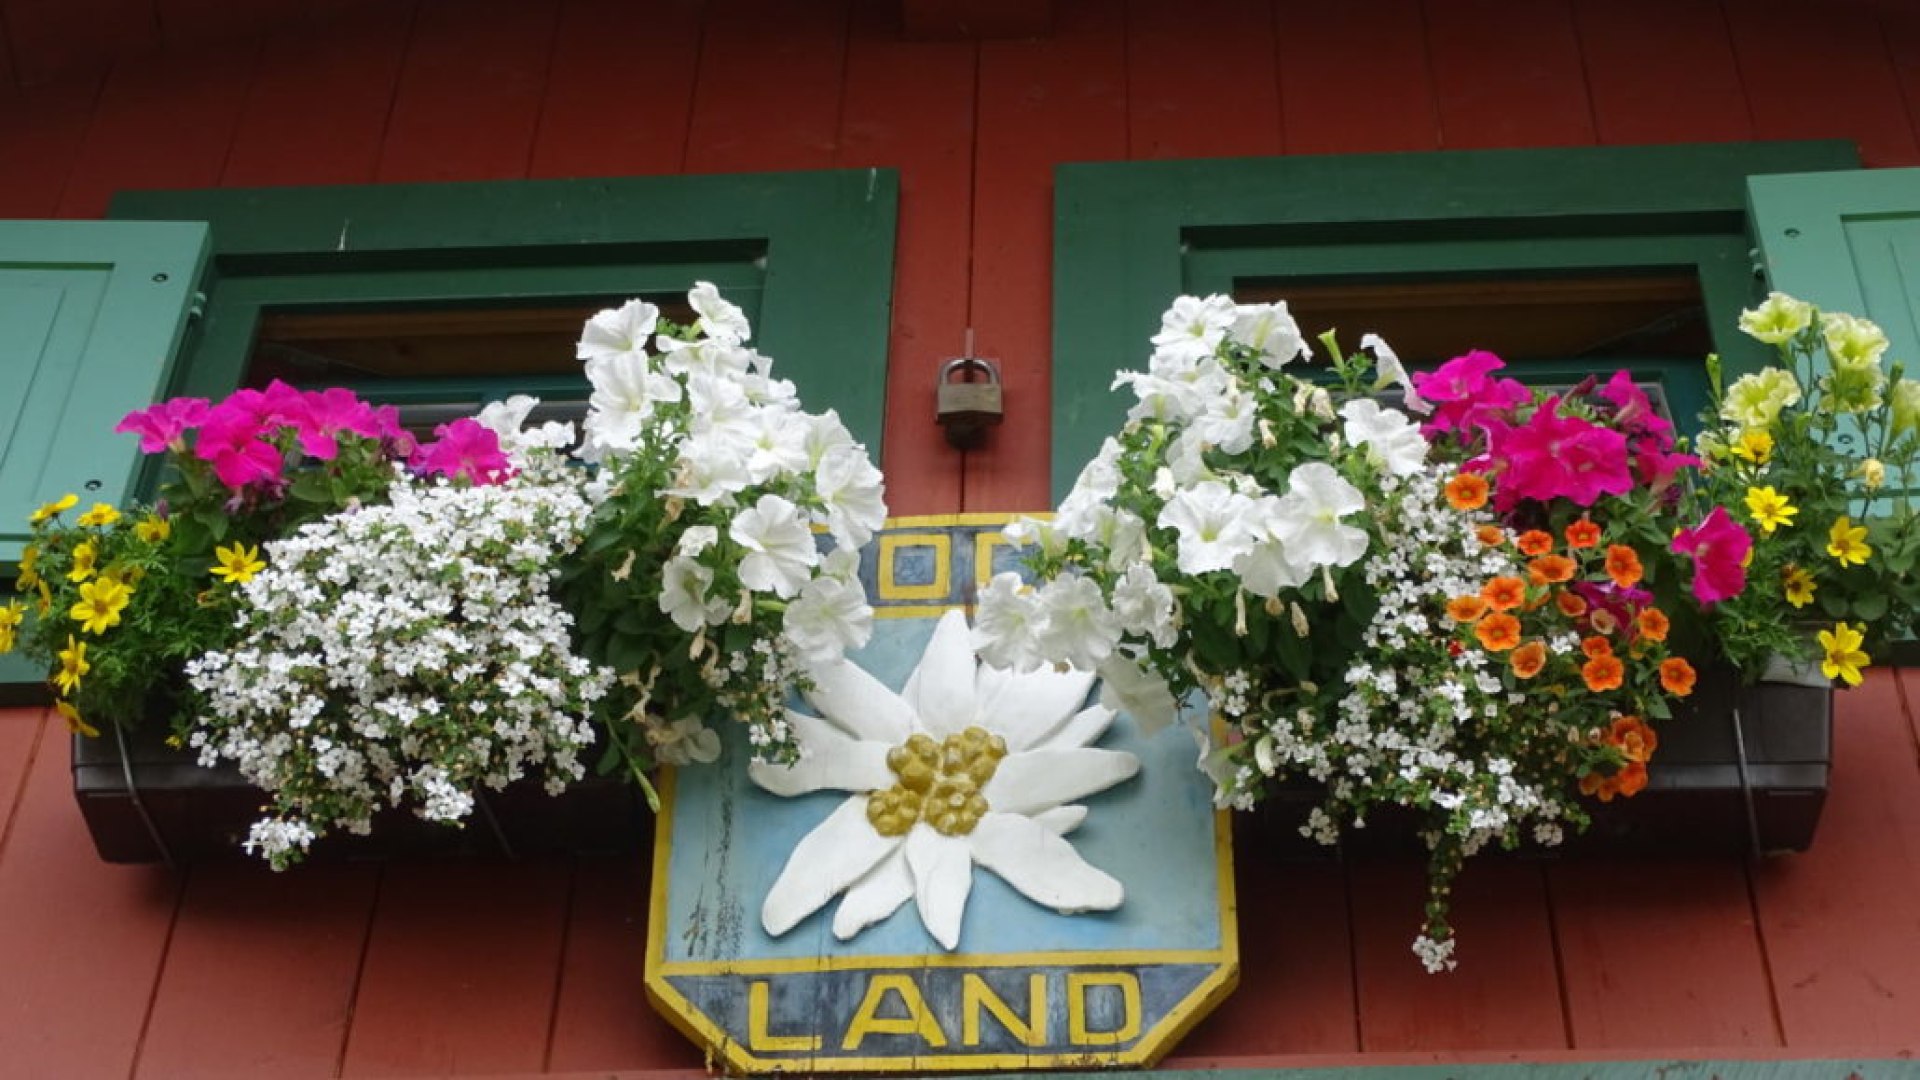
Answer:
866;726;1008;838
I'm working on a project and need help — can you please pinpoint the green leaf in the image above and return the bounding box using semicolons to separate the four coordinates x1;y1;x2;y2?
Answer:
1853;591;1889;622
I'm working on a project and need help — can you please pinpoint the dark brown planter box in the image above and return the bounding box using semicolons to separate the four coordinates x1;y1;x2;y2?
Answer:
1251;663;1833;859
72;724;648;865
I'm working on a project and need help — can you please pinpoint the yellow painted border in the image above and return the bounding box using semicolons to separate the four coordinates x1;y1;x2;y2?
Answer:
877;531;952;602
643;513;1237;1074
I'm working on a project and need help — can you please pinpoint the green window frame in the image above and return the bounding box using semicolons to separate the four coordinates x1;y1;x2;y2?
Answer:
1051;142;1859;500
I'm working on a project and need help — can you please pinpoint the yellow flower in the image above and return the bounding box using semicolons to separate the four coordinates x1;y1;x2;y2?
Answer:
212;542;265;584
30;493;77;524
134;514;171;544
1858;458;1886;491
67;540;98;583
75;503;121;528
70;577;132;635
55;635;89;694
1721;369;1801;430
1745;486;1797;535
0;600;23;653
1782;565;1816;609
1827;516;1871;566
54;699;99;738
1739;292;1815;344
1818;621;1870;687
1821;311;1889;370
1731;430;1774;465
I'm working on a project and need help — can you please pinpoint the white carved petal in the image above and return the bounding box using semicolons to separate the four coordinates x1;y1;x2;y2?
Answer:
901;609;980;738
803;658;915;744
904;824;974;951
976;664;1097;751
762;796;901;936
1030;705;1116;751
969;812;1124;913
1030;804;1088;836
748;711;893;796
982;748;1140;816
832;845;914;940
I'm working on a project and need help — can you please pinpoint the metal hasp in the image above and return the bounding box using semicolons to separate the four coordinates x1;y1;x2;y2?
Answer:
935;356;1003;449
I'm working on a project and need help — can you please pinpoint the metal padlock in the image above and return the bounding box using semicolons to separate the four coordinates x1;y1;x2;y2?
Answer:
936;357;1004;448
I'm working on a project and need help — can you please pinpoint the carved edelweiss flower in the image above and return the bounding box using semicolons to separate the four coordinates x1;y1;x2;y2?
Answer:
751;610;1141;950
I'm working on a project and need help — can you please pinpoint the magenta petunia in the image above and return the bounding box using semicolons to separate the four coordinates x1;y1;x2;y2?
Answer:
1670;506;1752;605
115;397;210;453
293;387;385;461
1488;396;1633;507
412;418;512;485
1412;350;1533;438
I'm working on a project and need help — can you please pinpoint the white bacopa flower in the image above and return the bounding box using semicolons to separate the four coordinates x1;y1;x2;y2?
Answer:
752;611;1138;950
1339;398;1429;477
729;493;818;598
577;298;661;364
1272;462;1369;570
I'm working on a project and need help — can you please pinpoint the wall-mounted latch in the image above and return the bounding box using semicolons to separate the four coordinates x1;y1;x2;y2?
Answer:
936;356;1003;449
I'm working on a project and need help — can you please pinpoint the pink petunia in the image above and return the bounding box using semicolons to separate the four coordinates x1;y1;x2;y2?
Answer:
294;387;385;461
115;397;210;453
194;392;285;492
412;418;512;485
1670;506;1752;606
1411;350;1532;438
1488;396;1633;507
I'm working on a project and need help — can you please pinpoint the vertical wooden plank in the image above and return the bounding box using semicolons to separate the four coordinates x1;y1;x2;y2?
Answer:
3;0;158;86
153;0;298;52
546;855;702;1072
968;0;1126;513
529;0;703;180
0;726;180;1077
1754;668;1920;1046
0;76;98;217
134;863;379;1079
375;0;557;183
1349;858;1568;1051
221;3;413;188
339;858;571;1076
683;0;849;174
1423;0;1596;150
1574;0;1751;146
0;708;47;850
1549;859;1780;1049
1169;855;1358;1060
1273;0;1438;155
1127;0;1281;160
836;0;973;516
57;40;259;218
1725;0;1920;168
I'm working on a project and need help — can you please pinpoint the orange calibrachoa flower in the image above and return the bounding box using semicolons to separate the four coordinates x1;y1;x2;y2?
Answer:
1445;473;1490;511
1582;653;1625;691
1481;576;1527;611
1475;612;1522;651
1565;518;1602;549
1636;608;1670;642
1509;640;1547;678
1516;530;1554;556
1447;595;1490;623
1607;715;1659;763
1659;656;1697;697
1604;544;1643;587
1528;554;1576;584
1555;591;1588;618
1475;524;1507;547
1589;607;1620;635
1614;761;1649;798
1581;635;1613;659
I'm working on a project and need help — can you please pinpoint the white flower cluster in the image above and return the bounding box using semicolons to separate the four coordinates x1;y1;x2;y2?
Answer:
973;294;1424;736
571;285;886;764
187;440;613;869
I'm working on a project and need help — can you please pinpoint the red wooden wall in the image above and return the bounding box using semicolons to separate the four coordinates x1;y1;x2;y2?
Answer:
3;0;1920;1075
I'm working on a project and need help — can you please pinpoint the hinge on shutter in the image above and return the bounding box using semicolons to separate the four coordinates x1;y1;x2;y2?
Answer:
1749;246;1768;282
188;290;208;321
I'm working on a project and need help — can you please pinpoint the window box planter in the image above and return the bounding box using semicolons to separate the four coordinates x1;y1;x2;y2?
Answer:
1250;662;1832;860
71;723;647;865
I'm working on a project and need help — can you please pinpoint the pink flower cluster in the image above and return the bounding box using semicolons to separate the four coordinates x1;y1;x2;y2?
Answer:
116;382;511;493
1670;506;1750;605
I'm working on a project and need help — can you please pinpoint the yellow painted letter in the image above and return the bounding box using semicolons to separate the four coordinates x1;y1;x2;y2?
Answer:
961;973;1047;1046
748;981;822;1053
1067;972;1141;1046
841;974;949;1050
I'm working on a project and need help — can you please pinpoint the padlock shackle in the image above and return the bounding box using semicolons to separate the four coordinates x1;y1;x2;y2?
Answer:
939;356;1000;383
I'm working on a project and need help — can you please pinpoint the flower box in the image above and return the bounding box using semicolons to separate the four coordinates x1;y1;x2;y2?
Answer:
70;724;647;865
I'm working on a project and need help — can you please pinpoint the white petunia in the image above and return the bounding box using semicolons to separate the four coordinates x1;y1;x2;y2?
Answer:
815;445;888;549
1229;301;1309;369
660;555;730;632
1151;294;1239;365
729;494;819;598
1109;564;1176;649
753;610;1136;950
973;572;1045;673
1339;398;1429;477
783;574;874;664
688;280;753;344
1157;480;1259;574
1361;332;1428;414
577;298;660;364
1097;653;1181;736
1272;462;1369;569
1033;576;1123;672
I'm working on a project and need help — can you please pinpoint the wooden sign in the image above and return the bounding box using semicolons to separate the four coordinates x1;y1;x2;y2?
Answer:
644;517;1238;1073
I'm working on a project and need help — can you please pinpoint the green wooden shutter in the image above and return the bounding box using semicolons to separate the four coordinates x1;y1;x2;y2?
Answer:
0;221;210;567
1748;168;1920;377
